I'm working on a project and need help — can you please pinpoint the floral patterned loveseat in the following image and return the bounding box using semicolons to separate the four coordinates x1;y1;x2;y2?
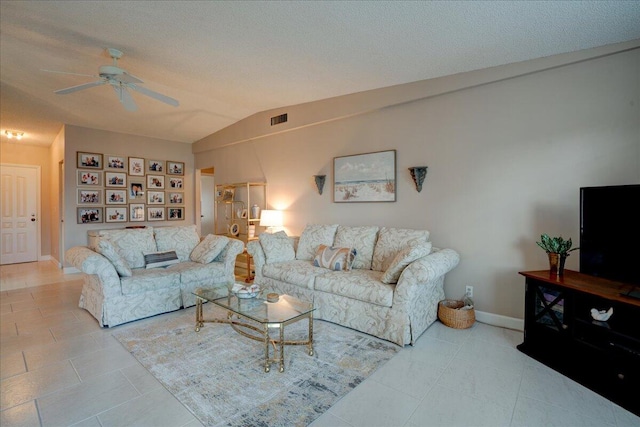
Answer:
66;225;243;327
247;224;460;346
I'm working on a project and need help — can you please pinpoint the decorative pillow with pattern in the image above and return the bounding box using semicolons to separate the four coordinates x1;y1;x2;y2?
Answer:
371;227;430;272
144;250;180;269
260;231;295;264
381;241;432;284
333;225;379;270
296;224;339;261
154;225;201;262
190;234;230;264
313;245;357;271
96;240;132;277
96;227;156;269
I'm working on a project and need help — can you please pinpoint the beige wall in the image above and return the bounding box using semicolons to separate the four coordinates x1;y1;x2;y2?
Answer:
1;141;52;259
194;46;640;319
62;125;194;257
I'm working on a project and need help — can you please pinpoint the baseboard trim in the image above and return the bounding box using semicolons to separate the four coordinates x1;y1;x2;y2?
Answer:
64;267;81;274
475;310;524;331
38;255;52;261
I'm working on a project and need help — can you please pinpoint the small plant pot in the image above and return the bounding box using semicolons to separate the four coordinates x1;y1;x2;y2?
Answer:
548;253;567;275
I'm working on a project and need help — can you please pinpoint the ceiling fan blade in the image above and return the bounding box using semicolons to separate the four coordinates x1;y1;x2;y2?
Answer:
54;80;106;94
118;72;143;84
113;85;138;111
42;69;97;78
128;84;179;107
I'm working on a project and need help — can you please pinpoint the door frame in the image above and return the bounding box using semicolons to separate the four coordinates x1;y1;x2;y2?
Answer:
0;163;42;262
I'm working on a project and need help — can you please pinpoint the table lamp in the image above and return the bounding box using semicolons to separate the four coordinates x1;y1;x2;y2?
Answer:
259;210;283;233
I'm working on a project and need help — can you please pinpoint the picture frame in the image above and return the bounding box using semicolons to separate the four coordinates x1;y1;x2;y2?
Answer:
167;192;184;205
146;160;165;174
167;207;184;221
105;154;127;171
146;174;165;189
334;149;396;203
216;187;234;202
77;189;102;205
128;157;145;176
129;203;145;222
147;191;165;205
105;207;127;223
77;207;103;224
167;161;184;176
77;152;102;169
129;180;145;201
77;170;102;186
168;177;184;189
105;172;127;188
105;189;127;205
147;207;165;221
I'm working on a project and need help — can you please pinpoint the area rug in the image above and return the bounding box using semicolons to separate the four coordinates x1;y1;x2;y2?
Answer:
112;305;399;427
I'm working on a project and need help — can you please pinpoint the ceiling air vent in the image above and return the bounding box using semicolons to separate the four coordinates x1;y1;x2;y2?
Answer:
270;113;288;126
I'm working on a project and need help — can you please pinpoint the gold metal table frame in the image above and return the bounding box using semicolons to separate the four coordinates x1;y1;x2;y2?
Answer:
193;289;314;373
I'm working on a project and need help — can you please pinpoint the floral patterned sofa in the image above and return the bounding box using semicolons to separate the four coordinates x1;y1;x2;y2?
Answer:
247;224;460;346
66;225;243;327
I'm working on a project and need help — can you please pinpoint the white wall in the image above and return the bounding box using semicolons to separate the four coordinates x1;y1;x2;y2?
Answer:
194;47;640;319
62;125;194;258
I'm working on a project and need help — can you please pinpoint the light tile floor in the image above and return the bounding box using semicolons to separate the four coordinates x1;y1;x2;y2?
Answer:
1;261;639;427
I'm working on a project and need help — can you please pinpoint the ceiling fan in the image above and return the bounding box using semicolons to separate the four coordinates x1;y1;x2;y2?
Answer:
43;48;179;111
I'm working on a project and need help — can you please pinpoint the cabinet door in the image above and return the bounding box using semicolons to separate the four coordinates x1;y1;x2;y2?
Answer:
531;283;569;333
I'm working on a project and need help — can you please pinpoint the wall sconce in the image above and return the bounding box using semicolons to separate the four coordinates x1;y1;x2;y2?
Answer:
314;175;326;195
5;130;24;140
408;166;428;192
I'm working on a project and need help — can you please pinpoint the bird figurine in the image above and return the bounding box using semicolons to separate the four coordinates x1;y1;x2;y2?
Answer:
590;307;613;321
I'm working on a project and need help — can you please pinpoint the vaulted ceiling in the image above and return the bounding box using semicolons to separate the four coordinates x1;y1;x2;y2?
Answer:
1;1;639;147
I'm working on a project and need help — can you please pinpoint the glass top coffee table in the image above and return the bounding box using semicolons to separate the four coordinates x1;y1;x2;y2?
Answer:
193;287;315;373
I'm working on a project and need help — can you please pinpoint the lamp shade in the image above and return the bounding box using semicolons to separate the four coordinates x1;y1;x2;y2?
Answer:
259;210;283;227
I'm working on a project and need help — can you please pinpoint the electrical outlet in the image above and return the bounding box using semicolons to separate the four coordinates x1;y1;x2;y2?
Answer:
465;286;473;298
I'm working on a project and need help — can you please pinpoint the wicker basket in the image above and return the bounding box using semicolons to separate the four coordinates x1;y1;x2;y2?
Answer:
438;299;475;329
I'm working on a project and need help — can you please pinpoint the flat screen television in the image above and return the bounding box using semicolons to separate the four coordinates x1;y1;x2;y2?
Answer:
580;184;640;286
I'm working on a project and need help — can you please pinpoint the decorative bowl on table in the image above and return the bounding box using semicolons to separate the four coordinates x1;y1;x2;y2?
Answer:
232;283;260;299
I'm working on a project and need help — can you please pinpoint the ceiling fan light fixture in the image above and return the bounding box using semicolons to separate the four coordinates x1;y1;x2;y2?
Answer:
5;130;24;140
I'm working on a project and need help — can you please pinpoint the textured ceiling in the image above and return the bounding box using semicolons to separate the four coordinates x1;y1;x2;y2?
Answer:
1;1;640;147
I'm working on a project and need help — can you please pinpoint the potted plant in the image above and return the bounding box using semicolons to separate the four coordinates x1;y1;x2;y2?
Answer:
536;233;579;275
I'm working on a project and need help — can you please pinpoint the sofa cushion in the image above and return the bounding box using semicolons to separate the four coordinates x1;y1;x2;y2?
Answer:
95;240;132;277
190;234;229;264
314;269;394;307
333;225;379;270
260;231;295;264
97;227;157;269
381;241;433;284
313;245;357;271
296;224;338;261
262;260;327;290
144;250;180;269
371;227;430;272
167;261;227;285
120;268;181;296
154;225;201;262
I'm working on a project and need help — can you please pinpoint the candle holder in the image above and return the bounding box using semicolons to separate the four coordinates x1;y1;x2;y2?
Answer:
314;175;326;195
408;167;428;192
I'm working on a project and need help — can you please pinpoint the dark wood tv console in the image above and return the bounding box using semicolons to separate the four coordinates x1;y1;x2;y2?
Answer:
518;270;640;416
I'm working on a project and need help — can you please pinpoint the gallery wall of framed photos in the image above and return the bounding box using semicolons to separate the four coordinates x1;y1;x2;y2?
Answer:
76;151;185;224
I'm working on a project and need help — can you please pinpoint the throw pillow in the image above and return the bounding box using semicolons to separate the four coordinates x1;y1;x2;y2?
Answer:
144;250;180;269
381;241;432;284
313;245;357;271
296;224;339;261
190;234;229;264
96;240;132;277
154;225;201;262
260;231;295;264
333;225;379;270
372;227;430;272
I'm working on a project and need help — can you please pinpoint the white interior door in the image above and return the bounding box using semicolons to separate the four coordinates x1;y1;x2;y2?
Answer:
201;174;215;235
1;164;39;264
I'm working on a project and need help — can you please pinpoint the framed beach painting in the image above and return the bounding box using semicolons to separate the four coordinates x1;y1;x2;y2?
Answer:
129;203;145;222
333;150;396;203
105;155;127;171
77;152;102;169
128;157;145;176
